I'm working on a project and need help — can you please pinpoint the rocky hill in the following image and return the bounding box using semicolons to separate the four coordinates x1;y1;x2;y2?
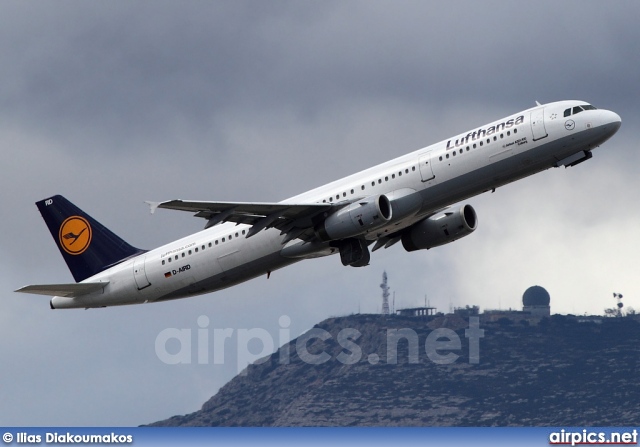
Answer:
149;314;640;426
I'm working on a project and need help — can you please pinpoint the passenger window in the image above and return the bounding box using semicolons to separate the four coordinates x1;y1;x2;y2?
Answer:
439;156;443;161
385;176;388;181
412;167;415;171
392;174;395;179
195;247;199;253
480;141;483;146
398;171;402;176
162;260;165;265
361;185;365;190
168;258;171;263
175;255;178;261
351;189;354;194
371;181;375;187
343;192;346;197
182;253;185;258
188;250;192;255
514;129;517;134
378;179;382;184
405;169;409;174
215;240;219;245
222;238;225;242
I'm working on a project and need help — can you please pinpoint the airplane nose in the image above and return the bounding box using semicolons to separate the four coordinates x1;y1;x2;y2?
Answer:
598;110;621;137
606;110;622;131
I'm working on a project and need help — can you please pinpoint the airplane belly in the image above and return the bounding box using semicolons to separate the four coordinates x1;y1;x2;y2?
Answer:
218;249;241;273
155;250;298;302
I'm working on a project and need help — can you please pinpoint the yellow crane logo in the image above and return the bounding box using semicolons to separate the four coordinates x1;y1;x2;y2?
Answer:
59;216;92;255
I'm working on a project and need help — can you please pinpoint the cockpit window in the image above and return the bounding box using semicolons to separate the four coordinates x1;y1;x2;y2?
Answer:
564;104;597;117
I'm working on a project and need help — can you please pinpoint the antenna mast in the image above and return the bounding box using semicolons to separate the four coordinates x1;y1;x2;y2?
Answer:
380;271;390;316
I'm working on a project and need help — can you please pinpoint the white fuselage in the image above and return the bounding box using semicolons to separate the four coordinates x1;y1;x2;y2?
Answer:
51;100;621;308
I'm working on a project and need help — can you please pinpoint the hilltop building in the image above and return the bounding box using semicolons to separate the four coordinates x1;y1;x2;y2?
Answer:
522;285;551;317
482;285;551;323
395;286;551;323
396;306;437;317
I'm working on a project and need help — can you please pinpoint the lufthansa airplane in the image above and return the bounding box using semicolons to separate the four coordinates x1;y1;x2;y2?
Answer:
16;100;621;309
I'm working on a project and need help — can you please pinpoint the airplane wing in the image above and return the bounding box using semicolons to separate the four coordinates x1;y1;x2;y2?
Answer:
15;282;109;298
147;199;334;242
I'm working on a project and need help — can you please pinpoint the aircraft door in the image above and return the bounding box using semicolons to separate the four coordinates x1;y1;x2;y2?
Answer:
530;108;548;141
419;152;435;182
133;256;151;290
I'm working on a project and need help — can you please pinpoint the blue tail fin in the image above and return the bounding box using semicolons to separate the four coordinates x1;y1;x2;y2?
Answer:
36;195;145;282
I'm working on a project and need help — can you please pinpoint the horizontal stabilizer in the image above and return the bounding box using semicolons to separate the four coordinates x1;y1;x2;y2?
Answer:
15;282;109;298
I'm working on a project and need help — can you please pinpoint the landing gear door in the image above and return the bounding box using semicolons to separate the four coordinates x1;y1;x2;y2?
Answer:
419;152;435;182
531;108;548;141
133;256;151;290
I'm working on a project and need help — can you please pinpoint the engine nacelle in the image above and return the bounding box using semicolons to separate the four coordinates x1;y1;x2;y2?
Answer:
401;204;478;252
315;194;392;241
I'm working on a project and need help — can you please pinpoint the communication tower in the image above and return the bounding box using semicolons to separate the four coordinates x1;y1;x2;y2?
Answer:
380;271;390;316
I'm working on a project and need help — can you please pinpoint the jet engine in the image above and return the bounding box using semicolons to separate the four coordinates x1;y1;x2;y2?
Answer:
401;204;478;252
315;194;392;241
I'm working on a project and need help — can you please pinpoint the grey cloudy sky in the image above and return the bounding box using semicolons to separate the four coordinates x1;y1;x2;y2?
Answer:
1;1;638;426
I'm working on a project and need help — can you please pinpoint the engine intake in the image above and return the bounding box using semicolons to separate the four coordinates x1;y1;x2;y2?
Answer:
401;204;478;252
315;194;392;241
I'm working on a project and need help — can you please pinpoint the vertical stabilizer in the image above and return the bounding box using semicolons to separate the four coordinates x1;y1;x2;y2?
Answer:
36;195;145;282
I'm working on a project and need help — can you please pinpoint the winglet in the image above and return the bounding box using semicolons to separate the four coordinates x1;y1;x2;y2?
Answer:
145;201;161;215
